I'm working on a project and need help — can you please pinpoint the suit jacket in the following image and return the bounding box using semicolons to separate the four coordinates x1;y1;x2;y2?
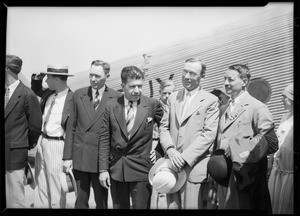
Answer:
217;91;278;165
159;88;220;183
63;86;122;173
31;77;73;131
5;81;42;170
99;95;164;182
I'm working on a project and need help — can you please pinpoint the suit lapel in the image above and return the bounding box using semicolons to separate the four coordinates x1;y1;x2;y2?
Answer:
129;96;148;139
175;90;185;124
89;87;112;127
5;82;23;119
113;96;127;138
61;89;73;126
81;86;94;121
222;94;249;131
181;89;205;124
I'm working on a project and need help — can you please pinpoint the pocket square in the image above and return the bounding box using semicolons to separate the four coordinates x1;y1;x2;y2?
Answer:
147;117;153;123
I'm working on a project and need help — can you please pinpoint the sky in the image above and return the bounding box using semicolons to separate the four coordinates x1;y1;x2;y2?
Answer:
6;3;292;86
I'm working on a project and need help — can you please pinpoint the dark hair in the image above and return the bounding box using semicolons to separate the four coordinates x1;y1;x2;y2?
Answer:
121;66;144;84
91;60;110;75
228;63;251;81
185;57;206;76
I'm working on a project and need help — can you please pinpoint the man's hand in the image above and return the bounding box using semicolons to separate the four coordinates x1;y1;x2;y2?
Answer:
99;171;111;189
62;160;72;173
150;149;157;163
32;73;45;80
167;148;186;171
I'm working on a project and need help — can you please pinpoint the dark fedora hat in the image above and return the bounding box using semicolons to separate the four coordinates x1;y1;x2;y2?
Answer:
59;169;77;196
207;149;232;187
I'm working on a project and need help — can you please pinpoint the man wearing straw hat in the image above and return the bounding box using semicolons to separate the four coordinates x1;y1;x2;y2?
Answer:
5;54;42;208
31;64;74;208
159;57;220;209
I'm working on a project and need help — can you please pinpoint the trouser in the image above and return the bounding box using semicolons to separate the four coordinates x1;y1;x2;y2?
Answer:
166;181;203;209
72;169;108;209
110;178;152;209
5;168;26;208
34;137;66;208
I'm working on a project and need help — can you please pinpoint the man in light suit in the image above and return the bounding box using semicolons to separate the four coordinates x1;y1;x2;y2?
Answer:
31;65;74;208
99;66;164;209
215;63;278;212
159;57;220;209
5;54;42;208
63;60;122;209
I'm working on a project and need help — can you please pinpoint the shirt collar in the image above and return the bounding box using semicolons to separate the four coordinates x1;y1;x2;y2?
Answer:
184;86;199;98
7;80;20;90
124;97;137;107
56;88;69;97
92;85;105;97
230;91;247;105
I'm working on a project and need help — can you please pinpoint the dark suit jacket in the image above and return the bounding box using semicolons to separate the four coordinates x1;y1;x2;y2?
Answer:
5;81;42;170
63;86;122;173
99;95;164;182
31;77;73;131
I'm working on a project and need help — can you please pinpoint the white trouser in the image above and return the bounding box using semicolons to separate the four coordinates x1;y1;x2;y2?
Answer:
34;137;66;208
5;168;26;208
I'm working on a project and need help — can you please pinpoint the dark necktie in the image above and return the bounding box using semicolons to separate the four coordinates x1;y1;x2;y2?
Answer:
43;93;57;134
126;101;135;138
94;90;100;110
4;86;10;108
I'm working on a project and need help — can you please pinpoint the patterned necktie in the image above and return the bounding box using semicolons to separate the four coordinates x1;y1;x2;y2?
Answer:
225;99;234;124
126;101;135;138
94;90;100;110
4;86;10;108
43;93;57;134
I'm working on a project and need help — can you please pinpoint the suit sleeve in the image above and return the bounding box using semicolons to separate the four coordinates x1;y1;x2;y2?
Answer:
25;89;43;149
159;96;175;151
229;102;279;165
98;104;111;171
31;75;49;98
181;98;220;167
154;99;164;127
63;93;77;160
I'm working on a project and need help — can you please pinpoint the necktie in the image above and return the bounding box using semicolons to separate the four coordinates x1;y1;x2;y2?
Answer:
94;90;100;110
43;93;57;134
225;99;234;124
4;86;10;108
181;92;191;120
126;101;135;138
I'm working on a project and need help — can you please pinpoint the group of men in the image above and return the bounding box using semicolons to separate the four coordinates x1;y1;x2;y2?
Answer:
4;54;279;212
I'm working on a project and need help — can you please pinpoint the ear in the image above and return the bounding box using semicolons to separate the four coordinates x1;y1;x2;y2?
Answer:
201;71;205;78
242;77;249;87
106;73;110;79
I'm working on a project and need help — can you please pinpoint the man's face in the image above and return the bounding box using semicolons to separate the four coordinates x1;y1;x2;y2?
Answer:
45;75;56;90
224;69;247;97
89;65;107;90
160;85;175;104
182;62;202;91
282;94;293;111
122;78;143;102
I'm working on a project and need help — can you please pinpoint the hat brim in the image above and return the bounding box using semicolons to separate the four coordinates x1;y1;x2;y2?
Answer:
41;71;74;76
25;162;35;189
149;158;187;194
59;169;77;196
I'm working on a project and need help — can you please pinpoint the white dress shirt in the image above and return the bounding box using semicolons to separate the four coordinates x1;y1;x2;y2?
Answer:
43;88;68;137
124;97;137;120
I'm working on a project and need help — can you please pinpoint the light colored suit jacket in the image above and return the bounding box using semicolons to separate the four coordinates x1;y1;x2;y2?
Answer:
217;91;277;165
160;88;219;183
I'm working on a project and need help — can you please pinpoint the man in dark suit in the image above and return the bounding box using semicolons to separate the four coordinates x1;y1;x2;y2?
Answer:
63;60;122;209
5;54;42;208
31;65;74;208
99;66;164;209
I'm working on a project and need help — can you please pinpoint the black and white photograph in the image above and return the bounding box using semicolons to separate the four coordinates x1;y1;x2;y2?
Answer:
2;1;296;214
